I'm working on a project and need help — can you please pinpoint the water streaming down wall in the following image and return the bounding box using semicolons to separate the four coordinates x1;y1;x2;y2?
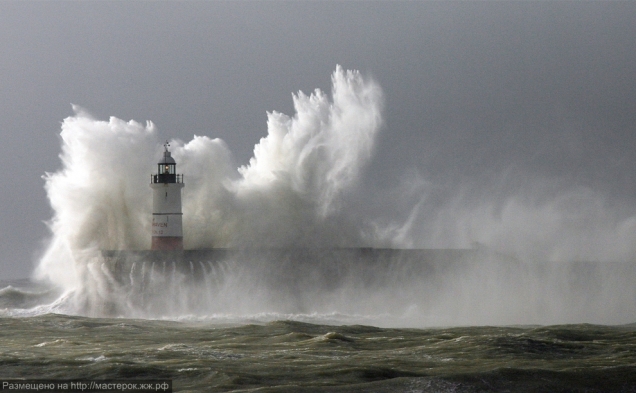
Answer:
90;248;636;325
94;248;477;317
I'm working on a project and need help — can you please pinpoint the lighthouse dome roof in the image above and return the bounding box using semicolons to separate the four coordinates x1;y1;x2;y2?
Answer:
159;151;176;164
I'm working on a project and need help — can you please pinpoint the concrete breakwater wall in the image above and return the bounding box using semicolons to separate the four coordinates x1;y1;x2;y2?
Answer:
100;248;479;287
92;248;636;324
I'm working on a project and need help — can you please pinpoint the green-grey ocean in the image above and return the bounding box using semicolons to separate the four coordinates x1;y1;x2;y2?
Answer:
2;250;636;393
1;313;635;392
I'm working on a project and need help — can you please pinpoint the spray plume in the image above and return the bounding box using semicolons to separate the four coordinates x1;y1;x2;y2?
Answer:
34;66;385;305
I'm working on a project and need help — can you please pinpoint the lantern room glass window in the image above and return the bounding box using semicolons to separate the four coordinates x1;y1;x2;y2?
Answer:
159;164;175;175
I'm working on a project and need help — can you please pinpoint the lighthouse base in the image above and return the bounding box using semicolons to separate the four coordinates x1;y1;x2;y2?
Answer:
151;237;183;251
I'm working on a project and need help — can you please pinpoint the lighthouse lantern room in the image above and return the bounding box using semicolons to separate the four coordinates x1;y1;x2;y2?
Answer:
150;141;184;251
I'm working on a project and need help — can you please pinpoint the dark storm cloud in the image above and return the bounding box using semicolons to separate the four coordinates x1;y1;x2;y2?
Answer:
1;2;635;277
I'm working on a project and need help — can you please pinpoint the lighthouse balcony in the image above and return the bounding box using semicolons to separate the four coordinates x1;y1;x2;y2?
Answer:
152;174;184;184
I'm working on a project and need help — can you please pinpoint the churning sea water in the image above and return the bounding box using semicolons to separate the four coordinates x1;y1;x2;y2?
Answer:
1;313;636;392
1;277;636;393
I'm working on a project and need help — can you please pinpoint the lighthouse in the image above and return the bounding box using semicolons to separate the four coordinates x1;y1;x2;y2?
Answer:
150;142;184;251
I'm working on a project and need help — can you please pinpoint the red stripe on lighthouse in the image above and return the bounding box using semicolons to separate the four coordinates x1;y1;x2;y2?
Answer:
151;236;183;251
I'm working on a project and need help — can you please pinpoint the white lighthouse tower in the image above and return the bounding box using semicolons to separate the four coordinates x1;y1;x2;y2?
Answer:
150;142;184;251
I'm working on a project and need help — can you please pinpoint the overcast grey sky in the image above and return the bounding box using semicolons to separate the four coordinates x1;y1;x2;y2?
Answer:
1;2;635;278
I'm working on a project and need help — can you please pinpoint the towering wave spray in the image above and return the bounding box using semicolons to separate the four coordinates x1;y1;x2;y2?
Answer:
181;66;383;248
36;110;156;289
34;66;386;315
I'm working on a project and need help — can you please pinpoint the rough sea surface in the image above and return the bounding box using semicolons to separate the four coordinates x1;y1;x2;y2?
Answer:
2;315;636;392
2;283;636;392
